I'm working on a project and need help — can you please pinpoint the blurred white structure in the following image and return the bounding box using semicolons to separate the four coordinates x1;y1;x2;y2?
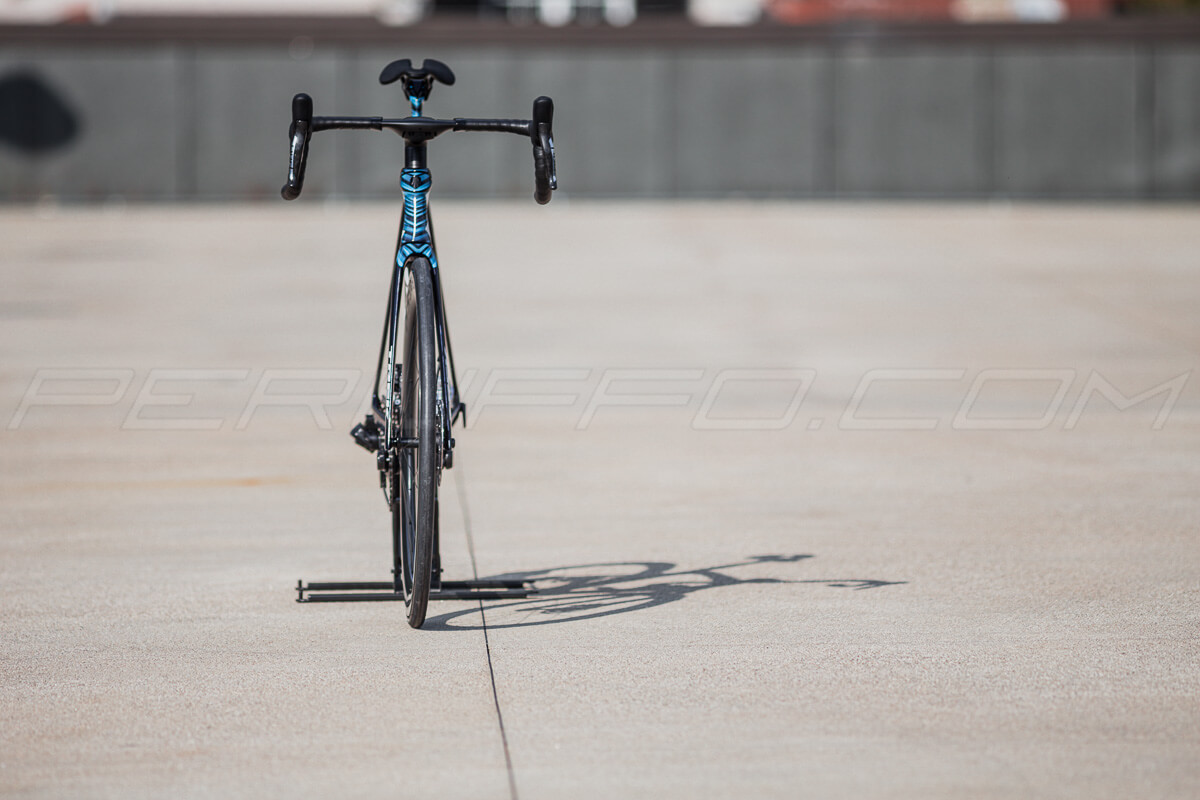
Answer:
953;0;1067;21
688;0;760;25
499;0;637;26
0;0;430;23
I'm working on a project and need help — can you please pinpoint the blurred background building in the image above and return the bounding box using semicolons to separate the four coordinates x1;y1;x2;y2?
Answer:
1;0;1198;200
6;0;1200;25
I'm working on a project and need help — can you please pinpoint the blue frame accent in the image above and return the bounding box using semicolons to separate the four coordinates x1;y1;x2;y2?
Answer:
397;168;438;271
394;164;456;437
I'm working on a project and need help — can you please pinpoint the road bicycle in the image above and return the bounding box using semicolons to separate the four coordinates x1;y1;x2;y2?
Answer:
284;58;556;628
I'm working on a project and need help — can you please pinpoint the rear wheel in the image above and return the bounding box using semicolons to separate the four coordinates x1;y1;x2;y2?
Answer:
389;256;439;628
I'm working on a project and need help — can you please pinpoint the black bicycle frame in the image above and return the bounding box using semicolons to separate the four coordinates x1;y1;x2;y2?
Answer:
290;73;552;605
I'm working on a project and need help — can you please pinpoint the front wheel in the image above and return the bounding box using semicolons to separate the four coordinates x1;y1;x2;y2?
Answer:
390;256;439;629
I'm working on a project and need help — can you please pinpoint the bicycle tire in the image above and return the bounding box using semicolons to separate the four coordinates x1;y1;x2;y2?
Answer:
390;256;439;628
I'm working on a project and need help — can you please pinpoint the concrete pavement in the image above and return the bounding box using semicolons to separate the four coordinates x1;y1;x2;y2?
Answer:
1;201;1198;798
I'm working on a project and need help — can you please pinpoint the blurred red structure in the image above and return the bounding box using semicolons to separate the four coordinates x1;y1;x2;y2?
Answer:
764;0;1114;24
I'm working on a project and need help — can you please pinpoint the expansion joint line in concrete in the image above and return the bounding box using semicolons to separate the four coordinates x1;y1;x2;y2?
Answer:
455;465;520;800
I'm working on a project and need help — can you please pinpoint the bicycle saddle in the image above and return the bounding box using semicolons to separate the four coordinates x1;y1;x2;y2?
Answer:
379;58;456;88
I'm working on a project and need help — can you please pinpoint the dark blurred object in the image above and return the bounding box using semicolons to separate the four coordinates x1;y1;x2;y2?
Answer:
624;0;684;9
1116;0;1200;13
0;70;80;155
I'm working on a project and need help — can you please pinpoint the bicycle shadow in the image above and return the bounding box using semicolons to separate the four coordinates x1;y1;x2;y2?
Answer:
424;554;906;630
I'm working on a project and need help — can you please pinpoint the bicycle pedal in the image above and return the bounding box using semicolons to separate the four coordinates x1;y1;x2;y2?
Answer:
351;416;381;453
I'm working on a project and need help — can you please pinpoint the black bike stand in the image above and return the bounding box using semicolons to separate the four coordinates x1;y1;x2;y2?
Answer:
296;578;536;603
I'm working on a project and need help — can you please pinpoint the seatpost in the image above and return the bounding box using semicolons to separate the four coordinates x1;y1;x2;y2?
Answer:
404;76;433;117
402;75;433;168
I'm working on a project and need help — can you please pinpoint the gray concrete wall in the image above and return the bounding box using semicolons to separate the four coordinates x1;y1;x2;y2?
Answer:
2;37;1199;200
